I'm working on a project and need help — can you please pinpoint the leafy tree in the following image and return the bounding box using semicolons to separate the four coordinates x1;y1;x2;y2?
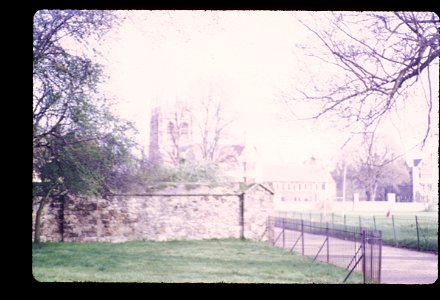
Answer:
295;12;439;146
32;10;135;243
332;133;411;201
33;10;117;150
375;158;412;200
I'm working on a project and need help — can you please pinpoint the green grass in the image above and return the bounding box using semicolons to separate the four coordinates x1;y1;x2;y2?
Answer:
277;210;438;252
32;239;363;283
336;213;437;252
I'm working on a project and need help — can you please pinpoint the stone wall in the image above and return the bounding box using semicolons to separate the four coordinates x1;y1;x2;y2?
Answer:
32;183;274;243
243;184;275;240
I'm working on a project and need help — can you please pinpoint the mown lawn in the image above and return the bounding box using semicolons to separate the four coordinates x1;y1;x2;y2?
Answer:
278;211;438;252
32;239;363;283
338;212;438;252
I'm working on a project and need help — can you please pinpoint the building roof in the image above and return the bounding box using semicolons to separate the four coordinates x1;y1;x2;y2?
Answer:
218;144;245;163
243;183;274;195
260;163;332;183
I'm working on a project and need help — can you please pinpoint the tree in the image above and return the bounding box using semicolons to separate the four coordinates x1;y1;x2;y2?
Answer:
33;10;134;243
295;12;439;146
376;158;412;200
155;78;236;166
33;10;117;151
332;132;411;201
33;133;135;242
331;161;358;200
196;91;234;162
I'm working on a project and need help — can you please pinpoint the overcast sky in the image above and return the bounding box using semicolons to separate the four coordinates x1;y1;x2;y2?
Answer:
93;11;439;167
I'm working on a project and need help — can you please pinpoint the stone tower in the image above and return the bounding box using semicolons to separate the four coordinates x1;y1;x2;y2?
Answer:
148;101;193;165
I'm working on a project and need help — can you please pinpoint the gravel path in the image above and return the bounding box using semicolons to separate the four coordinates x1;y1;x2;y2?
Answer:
272;228;438;284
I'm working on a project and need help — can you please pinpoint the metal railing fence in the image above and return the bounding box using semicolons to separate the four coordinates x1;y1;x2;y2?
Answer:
267;216;382;284
276;211;437;252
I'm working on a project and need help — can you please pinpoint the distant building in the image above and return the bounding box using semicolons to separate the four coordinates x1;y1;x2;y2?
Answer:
148;104;193;165
259;157;336;205
148;103;256;182
222;143;260;183
410;120;439;207
412;153;439;205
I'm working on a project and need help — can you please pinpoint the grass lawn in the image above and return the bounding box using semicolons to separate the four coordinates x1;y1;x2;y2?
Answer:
335;212;438;252
32;239;363;283
278;210;438;252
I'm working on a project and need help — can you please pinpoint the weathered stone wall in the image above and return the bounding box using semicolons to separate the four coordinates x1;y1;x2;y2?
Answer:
32;183;274;243
243;184;275;241
32;197;64;241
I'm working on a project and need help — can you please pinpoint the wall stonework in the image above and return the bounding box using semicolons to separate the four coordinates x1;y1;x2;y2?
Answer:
32;183;274;243
243;184;275;241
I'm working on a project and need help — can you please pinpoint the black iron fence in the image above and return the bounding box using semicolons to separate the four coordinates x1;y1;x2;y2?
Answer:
276;211;437;252
266;216;382;284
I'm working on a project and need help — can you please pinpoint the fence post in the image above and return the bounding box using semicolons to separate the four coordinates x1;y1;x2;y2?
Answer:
370;233;373;281
392;215;397;246
332;213;334;225
353;229;357;261
359;215;362;229
309;211;312;224
373;216;376;230
378;230;382;284
301;219;304;256
239;193;244;240
361;230;366;284
415;216;420;251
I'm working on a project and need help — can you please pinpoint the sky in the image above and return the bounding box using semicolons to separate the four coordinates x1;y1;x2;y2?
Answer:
91;11;439;168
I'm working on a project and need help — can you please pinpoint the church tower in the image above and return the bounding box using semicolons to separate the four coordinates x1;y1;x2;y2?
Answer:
148;101;193;165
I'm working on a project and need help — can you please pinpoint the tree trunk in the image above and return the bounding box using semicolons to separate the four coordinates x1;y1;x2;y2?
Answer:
59;194;65;242
33;188;54;243
371;182;378;202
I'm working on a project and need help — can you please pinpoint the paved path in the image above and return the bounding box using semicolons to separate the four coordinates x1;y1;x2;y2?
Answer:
380;245;437;284
272;228;438;284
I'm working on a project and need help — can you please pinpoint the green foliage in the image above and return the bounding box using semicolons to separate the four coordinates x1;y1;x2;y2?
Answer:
169;161;224;183
35;132;136;196
135;160;228;185
32;239;362;283
33;10;136;197
239;182;253;191
33;11;113;145
32;182;45;198
331;134;412;200
42;141;104;195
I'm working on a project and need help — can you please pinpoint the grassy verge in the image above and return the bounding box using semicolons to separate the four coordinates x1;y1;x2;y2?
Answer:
32;239;362;283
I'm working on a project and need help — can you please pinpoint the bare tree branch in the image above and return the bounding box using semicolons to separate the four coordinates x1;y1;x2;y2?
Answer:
293;12;439;145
